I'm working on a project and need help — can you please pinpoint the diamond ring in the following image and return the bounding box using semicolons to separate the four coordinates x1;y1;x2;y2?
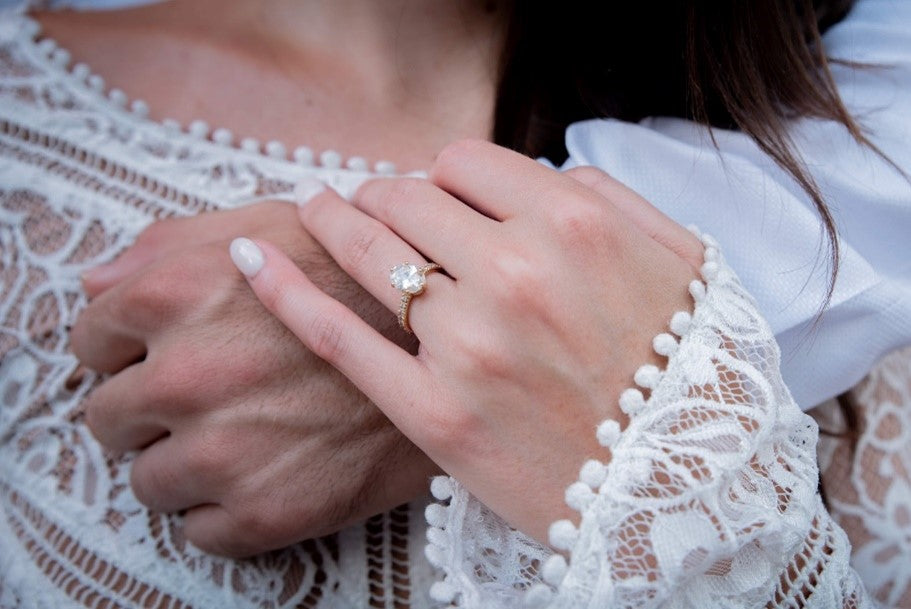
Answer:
390;262;442;333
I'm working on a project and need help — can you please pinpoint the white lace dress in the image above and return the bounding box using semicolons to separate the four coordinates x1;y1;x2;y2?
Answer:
1;8;909;609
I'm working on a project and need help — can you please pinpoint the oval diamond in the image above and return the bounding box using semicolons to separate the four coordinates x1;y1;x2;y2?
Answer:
390;263;426;294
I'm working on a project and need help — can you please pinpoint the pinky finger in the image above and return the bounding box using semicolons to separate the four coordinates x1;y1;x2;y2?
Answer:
228;237;435;438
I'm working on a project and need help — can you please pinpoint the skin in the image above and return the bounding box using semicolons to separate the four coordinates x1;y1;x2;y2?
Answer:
64;0;701;553
36;0;507;172
60;0;509;556
235;141;704;541
72;202;443;557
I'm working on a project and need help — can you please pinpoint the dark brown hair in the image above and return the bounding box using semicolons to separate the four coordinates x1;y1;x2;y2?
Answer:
493;0;878;307
493;0;911;451
492;0;907;449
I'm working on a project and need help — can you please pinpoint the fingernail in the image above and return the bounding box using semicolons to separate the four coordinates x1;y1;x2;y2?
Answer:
229;237;264;277
293;177;326;206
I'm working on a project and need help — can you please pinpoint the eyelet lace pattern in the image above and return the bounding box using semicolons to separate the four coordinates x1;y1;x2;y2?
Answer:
0;11;435;609
1;5;908;609
423;232;873;608
815;346;911;608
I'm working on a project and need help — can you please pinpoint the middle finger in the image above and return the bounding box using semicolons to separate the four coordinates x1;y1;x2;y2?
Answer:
297;182;458;322
352;177;498;276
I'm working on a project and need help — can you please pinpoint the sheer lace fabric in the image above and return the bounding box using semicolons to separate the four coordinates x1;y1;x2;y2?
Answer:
0;8;908;609
0;13;438;609
815;346;911;608
425;240;872;608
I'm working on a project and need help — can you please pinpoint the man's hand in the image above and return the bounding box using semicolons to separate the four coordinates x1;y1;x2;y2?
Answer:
71;201;439;557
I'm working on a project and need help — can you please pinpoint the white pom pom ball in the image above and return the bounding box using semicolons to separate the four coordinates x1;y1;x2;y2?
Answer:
548;519;579;551
634;364;662;389
652;333;678;357
541;554;569;586
429;581;458;603
689;280;706;303
425;503;448;528
579;459;608;488
430;476;454;500
596;419;622;447
700;261;719;281
524;583;554;608
669;311;693;336
564;481;595;511
618;388;646;415
424;543;444;567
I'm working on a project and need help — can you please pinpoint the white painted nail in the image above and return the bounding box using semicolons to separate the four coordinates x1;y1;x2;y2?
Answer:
293;177;326;206
229;237;264;277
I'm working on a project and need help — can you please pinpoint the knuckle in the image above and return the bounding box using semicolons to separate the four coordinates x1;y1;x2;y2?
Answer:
368;177;424;220
306;310;348;362
230;505;285;552
129;460;165;508
565;165;612;190
144;355;204;409
119;273;184;326
82;390;113;445
87;249;220;336
183;430;229;475
547;202;610;246
185;521;250;558
423;402;482;457
488;250;541;305
456;332;512;380
431;139;487;179
340;224;382;272
68;310;96;361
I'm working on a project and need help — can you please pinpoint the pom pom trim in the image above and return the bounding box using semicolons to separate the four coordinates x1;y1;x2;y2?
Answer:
18;14;398;173
528;231;722;605
421;232;724;608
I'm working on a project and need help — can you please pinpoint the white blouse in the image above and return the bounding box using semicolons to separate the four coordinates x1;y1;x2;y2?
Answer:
556;0;911;410
0;0;909;607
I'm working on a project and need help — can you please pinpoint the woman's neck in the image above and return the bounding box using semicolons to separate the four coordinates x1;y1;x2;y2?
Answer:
159;0;508;104
34;0;511;171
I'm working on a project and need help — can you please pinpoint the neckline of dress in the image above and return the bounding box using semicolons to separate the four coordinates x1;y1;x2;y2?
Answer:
17;14;399;177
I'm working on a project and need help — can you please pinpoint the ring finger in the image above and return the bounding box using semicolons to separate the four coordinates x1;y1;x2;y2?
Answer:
297;183;457;332
83;363;169;451
130;435;214;513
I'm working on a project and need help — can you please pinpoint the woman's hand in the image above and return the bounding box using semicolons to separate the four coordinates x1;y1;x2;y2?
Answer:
233;140;703;541
71;201;440;557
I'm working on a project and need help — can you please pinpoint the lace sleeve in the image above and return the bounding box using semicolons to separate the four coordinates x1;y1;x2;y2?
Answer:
422;231;870;609
813;346;911;608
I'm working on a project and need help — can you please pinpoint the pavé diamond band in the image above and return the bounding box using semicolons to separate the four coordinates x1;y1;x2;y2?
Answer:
389;262;442;333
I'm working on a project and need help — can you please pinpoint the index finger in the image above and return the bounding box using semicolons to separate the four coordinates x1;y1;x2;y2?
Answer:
229;237;442;447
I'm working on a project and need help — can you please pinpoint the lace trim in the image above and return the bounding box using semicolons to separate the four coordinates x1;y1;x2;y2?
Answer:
2;482;192;609
0;23;434;604
15;14;400;176
422;229;867;609
0;119;217;217
421;228;722;607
